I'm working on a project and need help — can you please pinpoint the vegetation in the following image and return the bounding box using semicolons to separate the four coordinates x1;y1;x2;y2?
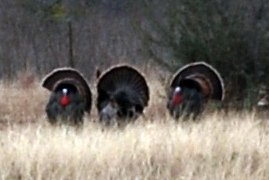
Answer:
0;0;145;79
0;80;268;179
1;0;269;106
0;1;269;179
137;0;269;107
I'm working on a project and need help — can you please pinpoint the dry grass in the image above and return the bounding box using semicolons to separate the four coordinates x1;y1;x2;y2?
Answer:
0;80;269;179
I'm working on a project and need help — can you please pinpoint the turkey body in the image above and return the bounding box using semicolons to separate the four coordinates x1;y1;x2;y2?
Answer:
167;62;224;120
42;67;92;126
167;87;204;119
98;88;144;123
46;91;86;125
96;65;149;125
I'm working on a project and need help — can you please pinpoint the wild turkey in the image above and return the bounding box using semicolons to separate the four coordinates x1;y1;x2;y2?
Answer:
42;68;92;125
257;85;269;110
167;62;224;119
96;64;150;124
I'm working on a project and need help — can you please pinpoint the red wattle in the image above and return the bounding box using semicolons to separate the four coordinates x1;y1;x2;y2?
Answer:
60;95;70;107
172;93;183;106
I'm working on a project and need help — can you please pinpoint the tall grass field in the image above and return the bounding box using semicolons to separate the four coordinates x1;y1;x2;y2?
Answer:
0;79;268;180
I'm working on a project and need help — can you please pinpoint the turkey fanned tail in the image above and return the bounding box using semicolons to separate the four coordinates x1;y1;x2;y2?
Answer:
42;68;92;125
97;65;149;123
168;62;224;120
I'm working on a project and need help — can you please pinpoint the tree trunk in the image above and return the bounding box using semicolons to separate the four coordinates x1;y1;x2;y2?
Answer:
68;21;75;68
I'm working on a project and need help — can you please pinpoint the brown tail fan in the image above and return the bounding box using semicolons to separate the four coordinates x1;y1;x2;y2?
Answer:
170;62;224;101
42;68;92;125
167;62;224;119
96;64;149;123
42;67;92;112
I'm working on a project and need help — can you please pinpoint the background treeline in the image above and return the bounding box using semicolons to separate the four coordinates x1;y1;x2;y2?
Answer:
0;0;146;79
1;0;269;108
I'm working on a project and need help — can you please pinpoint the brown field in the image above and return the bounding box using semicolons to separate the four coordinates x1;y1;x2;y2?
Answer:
0;80;269;180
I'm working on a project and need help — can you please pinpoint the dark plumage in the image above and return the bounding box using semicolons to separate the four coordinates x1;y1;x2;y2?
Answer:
257;86;269;110
96;65;149;124
167;87;204;119
46;86;86;125
42;68;92;125
167;62;224;120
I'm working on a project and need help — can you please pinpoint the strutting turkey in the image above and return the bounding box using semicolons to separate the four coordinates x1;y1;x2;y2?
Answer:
167;62;224;119
42;68;92;125
96;64;149;124
257;85;269;110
